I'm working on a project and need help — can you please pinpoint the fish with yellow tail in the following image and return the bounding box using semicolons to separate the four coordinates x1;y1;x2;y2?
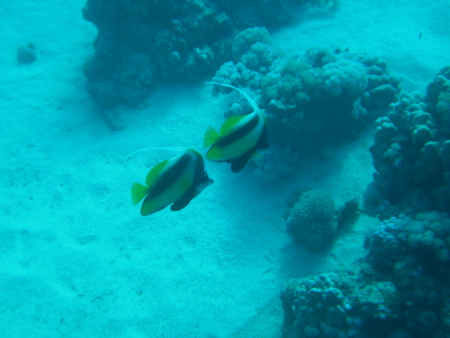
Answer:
203;82;269;173
131;148;213;216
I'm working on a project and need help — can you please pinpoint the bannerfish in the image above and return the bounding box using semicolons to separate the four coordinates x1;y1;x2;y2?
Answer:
203;82;269;173
131;148;213;216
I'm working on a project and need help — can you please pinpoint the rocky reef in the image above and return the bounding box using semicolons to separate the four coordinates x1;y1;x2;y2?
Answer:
281;269;400;338
81;0;337;107
279;66;450;338
364;66;450;217
281;213;450;337
209;27;400;181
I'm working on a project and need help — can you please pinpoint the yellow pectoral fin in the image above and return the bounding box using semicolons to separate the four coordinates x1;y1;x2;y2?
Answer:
141;196;165;216
203;126;220;148
145;159;169;187
131;182;148;206
206;145;224;161
219;115;245;136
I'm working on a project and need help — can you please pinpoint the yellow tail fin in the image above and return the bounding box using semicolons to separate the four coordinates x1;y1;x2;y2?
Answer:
203;126;220;148
131;183;148;206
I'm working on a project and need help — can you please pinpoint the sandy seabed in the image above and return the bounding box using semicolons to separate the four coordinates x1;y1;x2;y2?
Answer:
0;1;449;337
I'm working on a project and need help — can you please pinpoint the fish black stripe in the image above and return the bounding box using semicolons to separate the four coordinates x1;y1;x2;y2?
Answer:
256;123;269;150
216;114;260;147
147;153;192;198
194;152;212;185
193;151;206;182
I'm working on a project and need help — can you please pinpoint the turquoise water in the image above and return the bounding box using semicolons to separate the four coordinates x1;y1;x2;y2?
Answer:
1;1;449;337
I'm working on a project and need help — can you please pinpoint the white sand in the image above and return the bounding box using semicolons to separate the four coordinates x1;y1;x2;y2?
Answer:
0;0;448;337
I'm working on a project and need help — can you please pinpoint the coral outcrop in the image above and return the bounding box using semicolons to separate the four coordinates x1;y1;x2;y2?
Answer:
281;213;450;337
287;190;336;252
285;189;359;252
281;269;400;338
365;213;450;336
210;30;400;181
364;67;450;217
81;0;332;107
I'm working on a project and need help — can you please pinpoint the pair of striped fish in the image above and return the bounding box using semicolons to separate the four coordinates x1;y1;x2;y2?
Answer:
132;82;269;216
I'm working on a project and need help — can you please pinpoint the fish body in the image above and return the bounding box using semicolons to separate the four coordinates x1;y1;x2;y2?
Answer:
131;149;213;216
203;82;269;173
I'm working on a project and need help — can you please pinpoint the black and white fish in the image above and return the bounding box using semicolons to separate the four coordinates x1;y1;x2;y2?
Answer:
131;148;213;216
203;82;269;173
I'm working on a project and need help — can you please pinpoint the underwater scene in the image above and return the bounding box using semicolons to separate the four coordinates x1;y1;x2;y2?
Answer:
1;0;450;337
